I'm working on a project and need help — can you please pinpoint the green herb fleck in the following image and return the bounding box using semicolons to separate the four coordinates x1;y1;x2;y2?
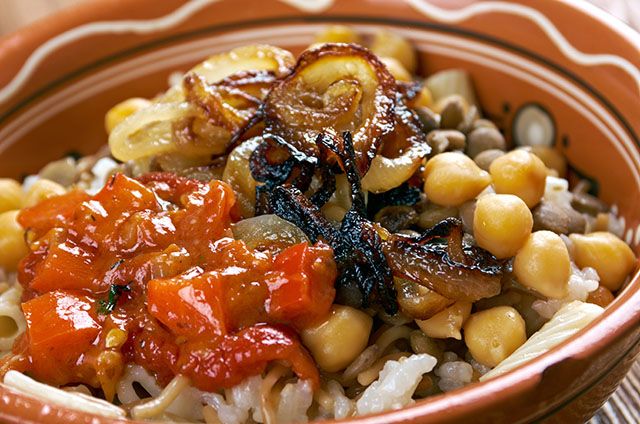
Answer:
97;283;131;315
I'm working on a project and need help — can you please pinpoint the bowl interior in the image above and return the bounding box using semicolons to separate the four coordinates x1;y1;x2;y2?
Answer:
0;0;639;423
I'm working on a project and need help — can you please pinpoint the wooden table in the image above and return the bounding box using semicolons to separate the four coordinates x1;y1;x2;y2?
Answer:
1;1;639;423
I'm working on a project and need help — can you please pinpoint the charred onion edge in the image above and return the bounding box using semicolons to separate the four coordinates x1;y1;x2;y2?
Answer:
263;43;398;174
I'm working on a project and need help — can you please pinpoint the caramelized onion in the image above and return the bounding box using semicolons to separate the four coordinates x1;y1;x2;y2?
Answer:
110;45;294;162
361;98;429;193
394;278;453;320
384;219;503;302
264;43;397;174
184;71;276;136
232;214;308;252
222;137;262;218
160;44;295;102
109;102;198;161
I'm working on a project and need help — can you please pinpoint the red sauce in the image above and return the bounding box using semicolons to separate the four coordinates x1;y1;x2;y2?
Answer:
2;172;336;397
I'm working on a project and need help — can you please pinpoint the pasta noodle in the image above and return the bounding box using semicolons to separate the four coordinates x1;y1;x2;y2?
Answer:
0;283;26;352
357;352;411;386
116;364;163;404
131;374;191;420
260;364;288;424
3;371;126;418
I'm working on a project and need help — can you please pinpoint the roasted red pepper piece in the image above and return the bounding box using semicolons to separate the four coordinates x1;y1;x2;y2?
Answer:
266;242;336;328
177;324;319;391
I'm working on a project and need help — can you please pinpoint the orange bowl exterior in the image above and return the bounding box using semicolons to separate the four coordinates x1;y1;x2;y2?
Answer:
0;1;639;423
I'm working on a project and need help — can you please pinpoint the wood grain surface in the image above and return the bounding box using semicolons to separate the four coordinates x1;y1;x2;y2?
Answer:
0;1;638;423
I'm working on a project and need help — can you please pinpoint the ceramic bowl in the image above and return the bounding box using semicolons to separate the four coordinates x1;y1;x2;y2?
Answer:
0;0;639;423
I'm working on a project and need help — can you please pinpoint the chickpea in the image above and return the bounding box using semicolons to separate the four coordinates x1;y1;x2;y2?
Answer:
413;86;433;108
0;211;29;272
514;231;570;299
415;301;471;340
473;194;533;259
569;232;635;291
370;30;417;73
301;305;373;372
24;179;66;207
464;306;526;367
380;57;412;82
105;97;151;134
0;179;24;213
314;25;362;44
490;150;547;208
527;146;567;178
423;152;491;207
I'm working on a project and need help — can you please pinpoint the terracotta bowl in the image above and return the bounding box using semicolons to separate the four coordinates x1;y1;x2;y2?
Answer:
1;0;639;423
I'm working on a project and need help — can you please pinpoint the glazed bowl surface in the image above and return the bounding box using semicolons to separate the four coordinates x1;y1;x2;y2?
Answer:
0;0;639;423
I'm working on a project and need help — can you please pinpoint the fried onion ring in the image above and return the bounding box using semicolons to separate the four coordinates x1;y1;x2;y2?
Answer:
263;43;397;174
110;45;294;162
361;96;430;193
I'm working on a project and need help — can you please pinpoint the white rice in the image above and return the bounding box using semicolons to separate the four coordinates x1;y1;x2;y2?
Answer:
435;352;474;392
324;380;355;420
465;353;492;376
543;176;572;206
200;376;264;424
356;354;437;415
532;263;600;319
87;157;119;195
276;379;314;423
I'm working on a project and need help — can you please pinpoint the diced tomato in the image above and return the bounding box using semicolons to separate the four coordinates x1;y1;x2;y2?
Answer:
18;190;89;236
147;269;228;338
178;324;319;391
176;181;236;255
266;242;337;328
21;291;102;385
91;173;159;216
29;239;101;293
112;210;177;254
9;171;338;393
137;172;205;205
80;174;161;247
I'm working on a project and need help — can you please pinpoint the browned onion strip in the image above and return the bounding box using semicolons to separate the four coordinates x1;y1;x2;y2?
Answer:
394;278;453;320
184;70;277;135
263;43;397;174
361;96;430;193
383;222;503;302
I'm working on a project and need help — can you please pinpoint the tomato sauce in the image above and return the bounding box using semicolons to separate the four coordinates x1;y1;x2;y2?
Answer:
1;173;336;397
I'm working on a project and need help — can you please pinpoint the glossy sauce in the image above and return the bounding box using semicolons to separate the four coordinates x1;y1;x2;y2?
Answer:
1;172;336;397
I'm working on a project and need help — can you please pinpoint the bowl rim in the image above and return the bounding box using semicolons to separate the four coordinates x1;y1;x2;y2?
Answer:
0;0;639;423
